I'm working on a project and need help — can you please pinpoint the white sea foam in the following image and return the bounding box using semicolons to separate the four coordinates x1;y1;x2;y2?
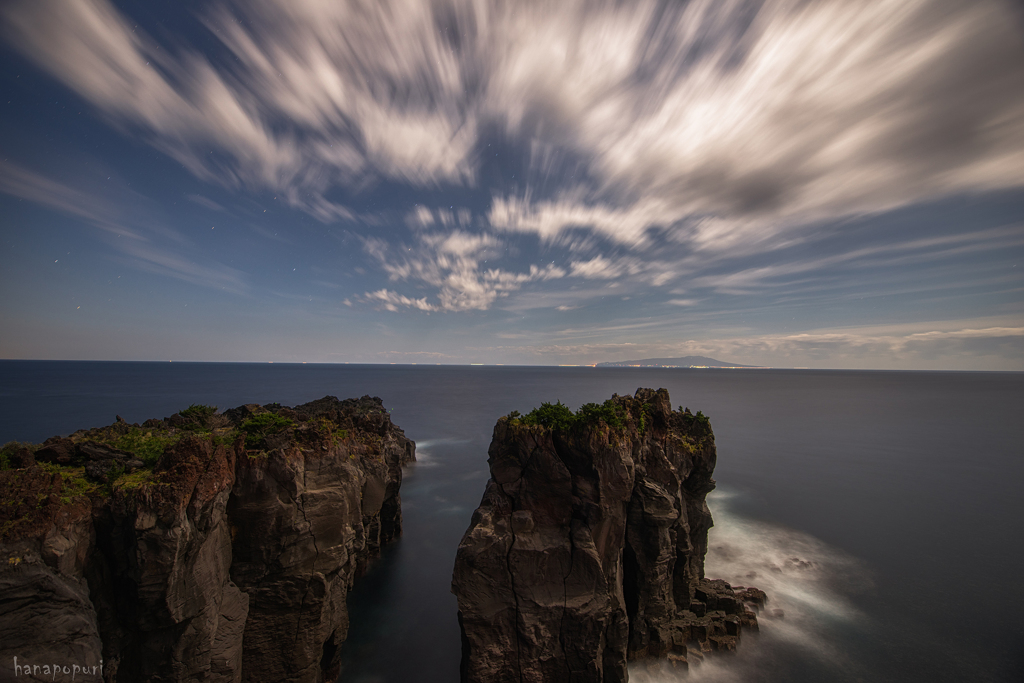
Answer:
409;438;465;467
628;489;871;682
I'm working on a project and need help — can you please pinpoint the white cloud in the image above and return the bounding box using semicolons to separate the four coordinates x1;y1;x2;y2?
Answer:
569;255;638;279
406;205;477;231
422;230;501;258
360;236;390;264
481;0;1024;249
408;205;436;228
361;229;565;312
6;0;1020;240
690;225;1024;294
488;192;677;247
0;0;354;220
575;0;1024;240
364;288;438;312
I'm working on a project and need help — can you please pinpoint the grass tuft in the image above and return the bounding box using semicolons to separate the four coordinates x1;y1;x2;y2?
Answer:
37;462;101;502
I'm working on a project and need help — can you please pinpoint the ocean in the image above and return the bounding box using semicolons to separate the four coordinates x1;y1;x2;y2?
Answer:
1;361;1021;682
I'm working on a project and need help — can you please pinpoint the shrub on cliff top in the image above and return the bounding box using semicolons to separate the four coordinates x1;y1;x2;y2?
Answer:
240;413;294;447
679;408;711;430
513;398;625;431
179;403;217;429
111;428;181;467
0;442;37;470
518;401;575;430
576;401;626;429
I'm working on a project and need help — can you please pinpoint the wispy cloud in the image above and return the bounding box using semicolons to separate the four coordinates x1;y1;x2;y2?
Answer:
0;159;249;294
1;0;353;220
361;228;565;311
186;194;226;212
486;0;1024;249
0;160;136;236
488;192;678;247
531;0;1023;245
5;0;1021;242
364;288;438;313
690;225;1024;294
113;241;249;295
686;325;1024;369
485;322;1024;370
569;255;642;280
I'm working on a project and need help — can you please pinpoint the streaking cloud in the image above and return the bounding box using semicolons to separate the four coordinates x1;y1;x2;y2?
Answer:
5;0;1022;246
1;0;1021;368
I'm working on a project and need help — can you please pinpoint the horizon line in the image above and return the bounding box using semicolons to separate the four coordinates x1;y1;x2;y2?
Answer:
1;358;1021;373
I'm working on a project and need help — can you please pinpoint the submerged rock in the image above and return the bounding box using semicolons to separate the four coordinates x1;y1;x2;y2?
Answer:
452;388;763;682
0;396;414;683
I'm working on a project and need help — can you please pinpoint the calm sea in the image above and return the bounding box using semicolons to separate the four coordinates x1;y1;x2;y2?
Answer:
1;361;1021;682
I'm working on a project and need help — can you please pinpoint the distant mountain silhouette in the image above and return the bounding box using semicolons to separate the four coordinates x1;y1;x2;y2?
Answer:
596;356;764;368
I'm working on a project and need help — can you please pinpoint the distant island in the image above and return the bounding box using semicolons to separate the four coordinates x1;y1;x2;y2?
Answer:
597;355;767;368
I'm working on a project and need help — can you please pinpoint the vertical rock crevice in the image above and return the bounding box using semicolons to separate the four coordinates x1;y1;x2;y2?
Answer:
497;481;524;683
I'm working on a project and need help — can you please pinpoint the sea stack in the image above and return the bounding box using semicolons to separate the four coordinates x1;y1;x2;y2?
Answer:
451;388;764;682
0;396;414;683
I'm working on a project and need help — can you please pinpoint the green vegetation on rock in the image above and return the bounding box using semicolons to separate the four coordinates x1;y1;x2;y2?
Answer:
179;403;217;429
240;413;295;447
310;417;348;446
680;408;711;430
576;400;627;430
110;428;182;467
510;398;626;431
112;469;165;495
508;398;713;440
637;403;651;436
0;442;36;470
37;462;101;503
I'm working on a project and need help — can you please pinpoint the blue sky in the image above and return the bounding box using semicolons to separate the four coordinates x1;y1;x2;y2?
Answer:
1;0;1022;369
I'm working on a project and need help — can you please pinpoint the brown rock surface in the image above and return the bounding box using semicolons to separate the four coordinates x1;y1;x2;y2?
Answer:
452;388;762;682
0;395;413;683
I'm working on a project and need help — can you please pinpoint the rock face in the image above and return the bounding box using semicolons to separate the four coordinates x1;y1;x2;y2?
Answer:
451;388;763;682
0;396;413;683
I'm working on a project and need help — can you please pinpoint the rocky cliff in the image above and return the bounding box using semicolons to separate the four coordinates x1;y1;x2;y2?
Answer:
451;388;764;682
0;396;413;683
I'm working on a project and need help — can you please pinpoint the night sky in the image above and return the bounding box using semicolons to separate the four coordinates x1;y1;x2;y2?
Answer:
2;0;1022;369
